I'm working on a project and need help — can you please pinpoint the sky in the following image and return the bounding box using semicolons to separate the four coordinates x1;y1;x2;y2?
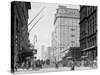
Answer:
28;2;80;59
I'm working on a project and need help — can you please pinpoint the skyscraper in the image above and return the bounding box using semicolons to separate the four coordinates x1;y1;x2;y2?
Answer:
41;45;45;60
53;5;80;61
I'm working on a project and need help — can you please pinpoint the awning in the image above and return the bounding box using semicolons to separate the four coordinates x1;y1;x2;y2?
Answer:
21;47;33;53
82;45;97;52
21;49;33;53
81;56;87;58
20;48;34;57
67;56;72;60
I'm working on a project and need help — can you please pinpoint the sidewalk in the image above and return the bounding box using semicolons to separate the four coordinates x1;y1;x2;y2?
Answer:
15;66;96;74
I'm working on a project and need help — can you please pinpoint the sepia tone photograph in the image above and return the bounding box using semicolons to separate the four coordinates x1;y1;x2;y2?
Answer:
11;1;97;73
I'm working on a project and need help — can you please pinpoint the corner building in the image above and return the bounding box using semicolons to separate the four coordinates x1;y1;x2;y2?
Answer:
53;5;80;62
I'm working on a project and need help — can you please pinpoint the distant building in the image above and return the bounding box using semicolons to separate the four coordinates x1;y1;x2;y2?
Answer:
41;45;45;60
80;6;97;61
53;5;80;62
47;47;54;62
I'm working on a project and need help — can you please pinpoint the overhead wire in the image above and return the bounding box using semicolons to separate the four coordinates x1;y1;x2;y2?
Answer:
28;7;45;26
28;15;44;32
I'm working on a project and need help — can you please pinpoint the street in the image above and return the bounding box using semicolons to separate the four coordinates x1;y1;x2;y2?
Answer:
15;65;95;74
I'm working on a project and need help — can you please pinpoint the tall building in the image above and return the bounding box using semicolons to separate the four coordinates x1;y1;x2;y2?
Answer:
11;1;33;72
47;47;54;62
53;5;80;62
80;6;97;61
41;45;45;60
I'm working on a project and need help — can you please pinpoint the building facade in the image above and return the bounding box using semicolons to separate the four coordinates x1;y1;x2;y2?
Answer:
80;6;97;62
41;45;45;60
52;5;80;62
11;1;33;72
47;47;54;62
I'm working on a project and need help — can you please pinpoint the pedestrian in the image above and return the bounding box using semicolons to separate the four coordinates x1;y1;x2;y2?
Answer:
15;65;17;71
71;63;75;70
56;63;58;69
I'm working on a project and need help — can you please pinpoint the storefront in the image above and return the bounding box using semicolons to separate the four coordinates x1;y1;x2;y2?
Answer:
81;46;97;67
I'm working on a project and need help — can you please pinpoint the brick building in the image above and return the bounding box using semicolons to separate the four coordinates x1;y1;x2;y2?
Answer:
80;6;97;62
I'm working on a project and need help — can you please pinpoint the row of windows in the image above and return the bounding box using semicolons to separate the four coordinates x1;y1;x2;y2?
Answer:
60;34;79;38
60;22;79;26
80;6;97;22
80;20;87;31
55;33;79;37
88;36;97;47
59;33;79;37
15;18;20;49
59;24;79;27
88;13;97;36
56;27;77;31
81;36;97;50
82;50;97;60
56;18;79;24
55;42;80;48
80;40;87;49
59;26;79;30
59;29;79;33
60;29;79;32
80;7;87;21
80;13;97;39
80;31;87;40
58;18;79;22
15;35;21;51
87;6;97;17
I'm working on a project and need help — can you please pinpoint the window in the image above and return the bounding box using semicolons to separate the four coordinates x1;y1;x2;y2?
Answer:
16;43;17;47
71;41;75;43
71;28;75;31
71;35;75;37
91;6;94;13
